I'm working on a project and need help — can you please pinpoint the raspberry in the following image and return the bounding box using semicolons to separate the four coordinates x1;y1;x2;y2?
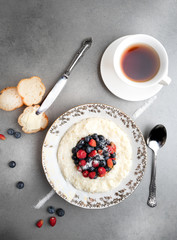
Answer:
89;139;96;147
107;145;114;154
110;142;116;152
82;170;89;177
77;149;87;159
98;167;106;177
92;160;99;168
88;150;97;157
98;149;103;155
79;160;86;166
77;166;82;172
89;171;96;179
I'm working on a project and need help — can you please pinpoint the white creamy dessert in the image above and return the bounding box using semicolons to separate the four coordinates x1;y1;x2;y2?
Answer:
57;118;132;193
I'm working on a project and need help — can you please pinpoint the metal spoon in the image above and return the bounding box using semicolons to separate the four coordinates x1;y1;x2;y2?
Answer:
146;124;167;207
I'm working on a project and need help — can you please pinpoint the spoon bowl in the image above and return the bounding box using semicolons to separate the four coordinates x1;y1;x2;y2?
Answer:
146;124;167;207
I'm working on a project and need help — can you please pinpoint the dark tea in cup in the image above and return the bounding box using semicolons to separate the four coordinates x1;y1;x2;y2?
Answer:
120;44;160;82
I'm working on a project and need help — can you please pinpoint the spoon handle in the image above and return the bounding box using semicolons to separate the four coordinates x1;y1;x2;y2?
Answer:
147;152;157;207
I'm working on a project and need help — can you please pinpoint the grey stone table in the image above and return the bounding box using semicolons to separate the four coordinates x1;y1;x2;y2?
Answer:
0;0;177;239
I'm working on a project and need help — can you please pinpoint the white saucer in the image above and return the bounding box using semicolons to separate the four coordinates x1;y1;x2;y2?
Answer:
100;37;163;101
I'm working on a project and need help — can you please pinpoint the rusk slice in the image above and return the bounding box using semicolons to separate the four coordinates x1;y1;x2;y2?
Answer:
0;87;23;111
17;76;45;106
18;105;48;133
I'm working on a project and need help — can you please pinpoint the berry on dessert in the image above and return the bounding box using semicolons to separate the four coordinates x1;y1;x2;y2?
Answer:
77;149;87;159
9;161;16;168
107;158;113;168
77;166;82;172
88;150;97;157
47;206;55;214
56;208;65;217
107;145;114;154
111;142;116;152
0;134;6;140
82;170;89;177
92;160;99;168
49;217;56;227
79;160;86;166
98;167;107;177
89;171;96;179
36;219;43;228
88;139;96;147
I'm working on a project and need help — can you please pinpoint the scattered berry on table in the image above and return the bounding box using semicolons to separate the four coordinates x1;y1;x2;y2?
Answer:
36;219;44;228
16;181;24;189
56;208;65;217
7;128;15;135
49;217;56;227
47;206;55;214
0;134;6;140
14;132;21;139
8;161;16;168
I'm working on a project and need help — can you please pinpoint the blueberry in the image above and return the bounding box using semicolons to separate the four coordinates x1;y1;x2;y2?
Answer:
95;146;100;150
105;156;109;160
86;157;92;163
111;153;116;158
77;144;83;149
86;146;93;153
95;155;101;161
98;142;104;149
94;174;98;179
99;160;106;167
56;208;65;217
85;136;91;142
112;160;116;165
79;139;85;145
8;161;16;168
92;133;98;139
89;167;95;172
7;128;15;135
105;167;111;172
16;181;24;189
106;139;111;145
74;159;79;165
14;132;21;139
72;155;77;160
98;135;105;141
47;206;55;214
103;151;109;157
72;147;78;154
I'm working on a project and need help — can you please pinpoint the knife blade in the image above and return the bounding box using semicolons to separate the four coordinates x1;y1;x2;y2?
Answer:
36;38;92;115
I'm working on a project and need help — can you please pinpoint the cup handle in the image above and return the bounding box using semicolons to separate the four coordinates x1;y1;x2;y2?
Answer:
159;76;171;86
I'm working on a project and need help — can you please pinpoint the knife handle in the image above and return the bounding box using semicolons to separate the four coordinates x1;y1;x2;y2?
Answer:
36;75;68;115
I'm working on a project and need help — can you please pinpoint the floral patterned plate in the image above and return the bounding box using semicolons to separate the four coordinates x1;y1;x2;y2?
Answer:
42;104;147;209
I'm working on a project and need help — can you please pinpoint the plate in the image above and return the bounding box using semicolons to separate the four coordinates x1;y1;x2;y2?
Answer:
100;36;163;101
42;104;147;209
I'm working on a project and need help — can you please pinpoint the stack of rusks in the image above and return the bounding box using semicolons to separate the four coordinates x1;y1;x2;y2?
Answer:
0;76;48;133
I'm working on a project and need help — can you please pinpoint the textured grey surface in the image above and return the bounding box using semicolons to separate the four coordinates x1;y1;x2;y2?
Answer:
0;0;177;239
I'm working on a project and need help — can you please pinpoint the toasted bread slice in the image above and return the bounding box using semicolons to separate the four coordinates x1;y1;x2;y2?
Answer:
17;76;45;106
18;105;48;133
0;87;23;111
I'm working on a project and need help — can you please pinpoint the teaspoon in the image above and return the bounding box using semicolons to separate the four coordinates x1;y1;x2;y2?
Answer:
146;124;167;207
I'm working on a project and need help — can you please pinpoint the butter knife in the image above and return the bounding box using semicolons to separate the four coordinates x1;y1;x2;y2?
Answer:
36;38;92;115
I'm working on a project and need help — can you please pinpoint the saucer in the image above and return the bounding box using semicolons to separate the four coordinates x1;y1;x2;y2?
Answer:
100;36;163;101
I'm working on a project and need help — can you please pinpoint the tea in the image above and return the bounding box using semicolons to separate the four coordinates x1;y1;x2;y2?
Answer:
120;44;160;82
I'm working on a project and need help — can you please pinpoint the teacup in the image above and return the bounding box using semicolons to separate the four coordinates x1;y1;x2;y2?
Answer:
113;34;171;88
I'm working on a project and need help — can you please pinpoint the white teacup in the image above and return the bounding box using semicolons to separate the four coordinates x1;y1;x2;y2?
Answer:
113;34;171;88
